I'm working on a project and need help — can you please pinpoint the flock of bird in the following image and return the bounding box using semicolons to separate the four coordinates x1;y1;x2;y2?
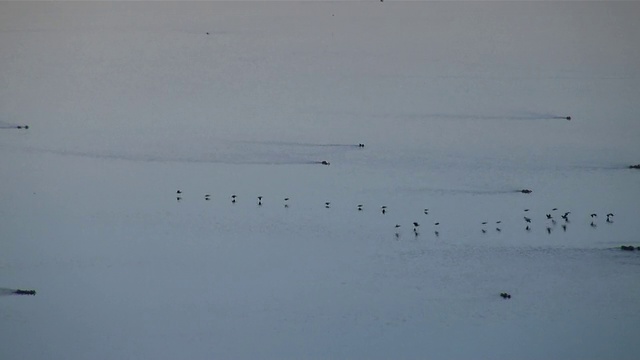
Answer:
174;190;616;239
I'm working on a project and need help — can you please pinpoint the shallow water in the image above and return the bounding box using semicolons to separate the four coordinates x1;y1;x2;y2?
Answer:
1;2;640;359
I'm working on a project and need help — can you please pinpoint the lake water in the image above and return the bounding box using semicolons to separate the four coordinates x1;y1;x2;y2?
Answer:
1;2;640;359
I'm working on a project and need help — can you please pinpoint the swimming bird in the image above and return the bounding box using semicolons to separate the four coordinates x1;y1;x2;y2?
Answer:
496;228;501;232
205;194;211;200
524;209;530;212
231;195;237;203
258;196;263;206
424;209;429;215
357;204;363;211
177;196;182;201
526;225;530;231
481;221;487;225
177;190;182;194
325;202;331;208
590;213;597;218
496;221;502;224
381;206;387;214
590;221;597;228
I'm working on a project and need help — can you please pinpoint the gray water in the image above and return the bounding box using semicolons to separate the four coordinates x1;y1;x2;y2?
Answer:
1;2;640;359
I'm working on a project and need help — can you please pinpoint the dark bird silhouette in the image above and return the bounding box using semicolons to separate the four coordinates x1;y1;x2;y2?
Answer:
562;224;567;232
524;209;530;212
424;209;429;215
434;231;439;237
606;217;613;223
231;195;237;203
552;208;558;211
546;227;552;234
482;221;487;225
381;206;387;214
205;194;211;200
606;213;614;217
325;202;331;208
395;224;401;228
434;222;440;226
524;217;531;223
357;204;363;211
546;214;552;219
590;213;597;218
482;229;487;233
413;222;420;227
496;221;502;224
500;292;511;299
496;228;501;232
590;221;597;228
177;190;182;194
526;225;530;231
177;196;182;201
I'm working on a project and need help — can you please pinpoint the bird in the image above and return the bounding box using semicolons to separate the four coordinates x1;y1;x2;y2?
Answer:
562;224;567;232
423;209;429;215
357;204;363;211
284;197;290;208
257;196;263;206
205;194;211;200
176;196;182;201
481;221;487;225
381;206;387;214
434;230;439;237
434;222;440;226
526;225;531;231
546;214;552;219
231;195;237;203
325;202;331;208
496;227;501;232
524;209;530;212
590;213;597;218
524;217;531;223
482;229;487;234
496;221;502;224
176;190;182;194
395;224;401;228
413;222;420;228
552;208;558;211
546;227;552;234
590;221;597;228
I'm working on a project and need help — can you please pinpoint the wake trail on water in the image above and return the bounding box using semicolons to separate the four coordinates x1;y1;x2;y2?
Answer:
16;146;338;166
399;112;571;122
